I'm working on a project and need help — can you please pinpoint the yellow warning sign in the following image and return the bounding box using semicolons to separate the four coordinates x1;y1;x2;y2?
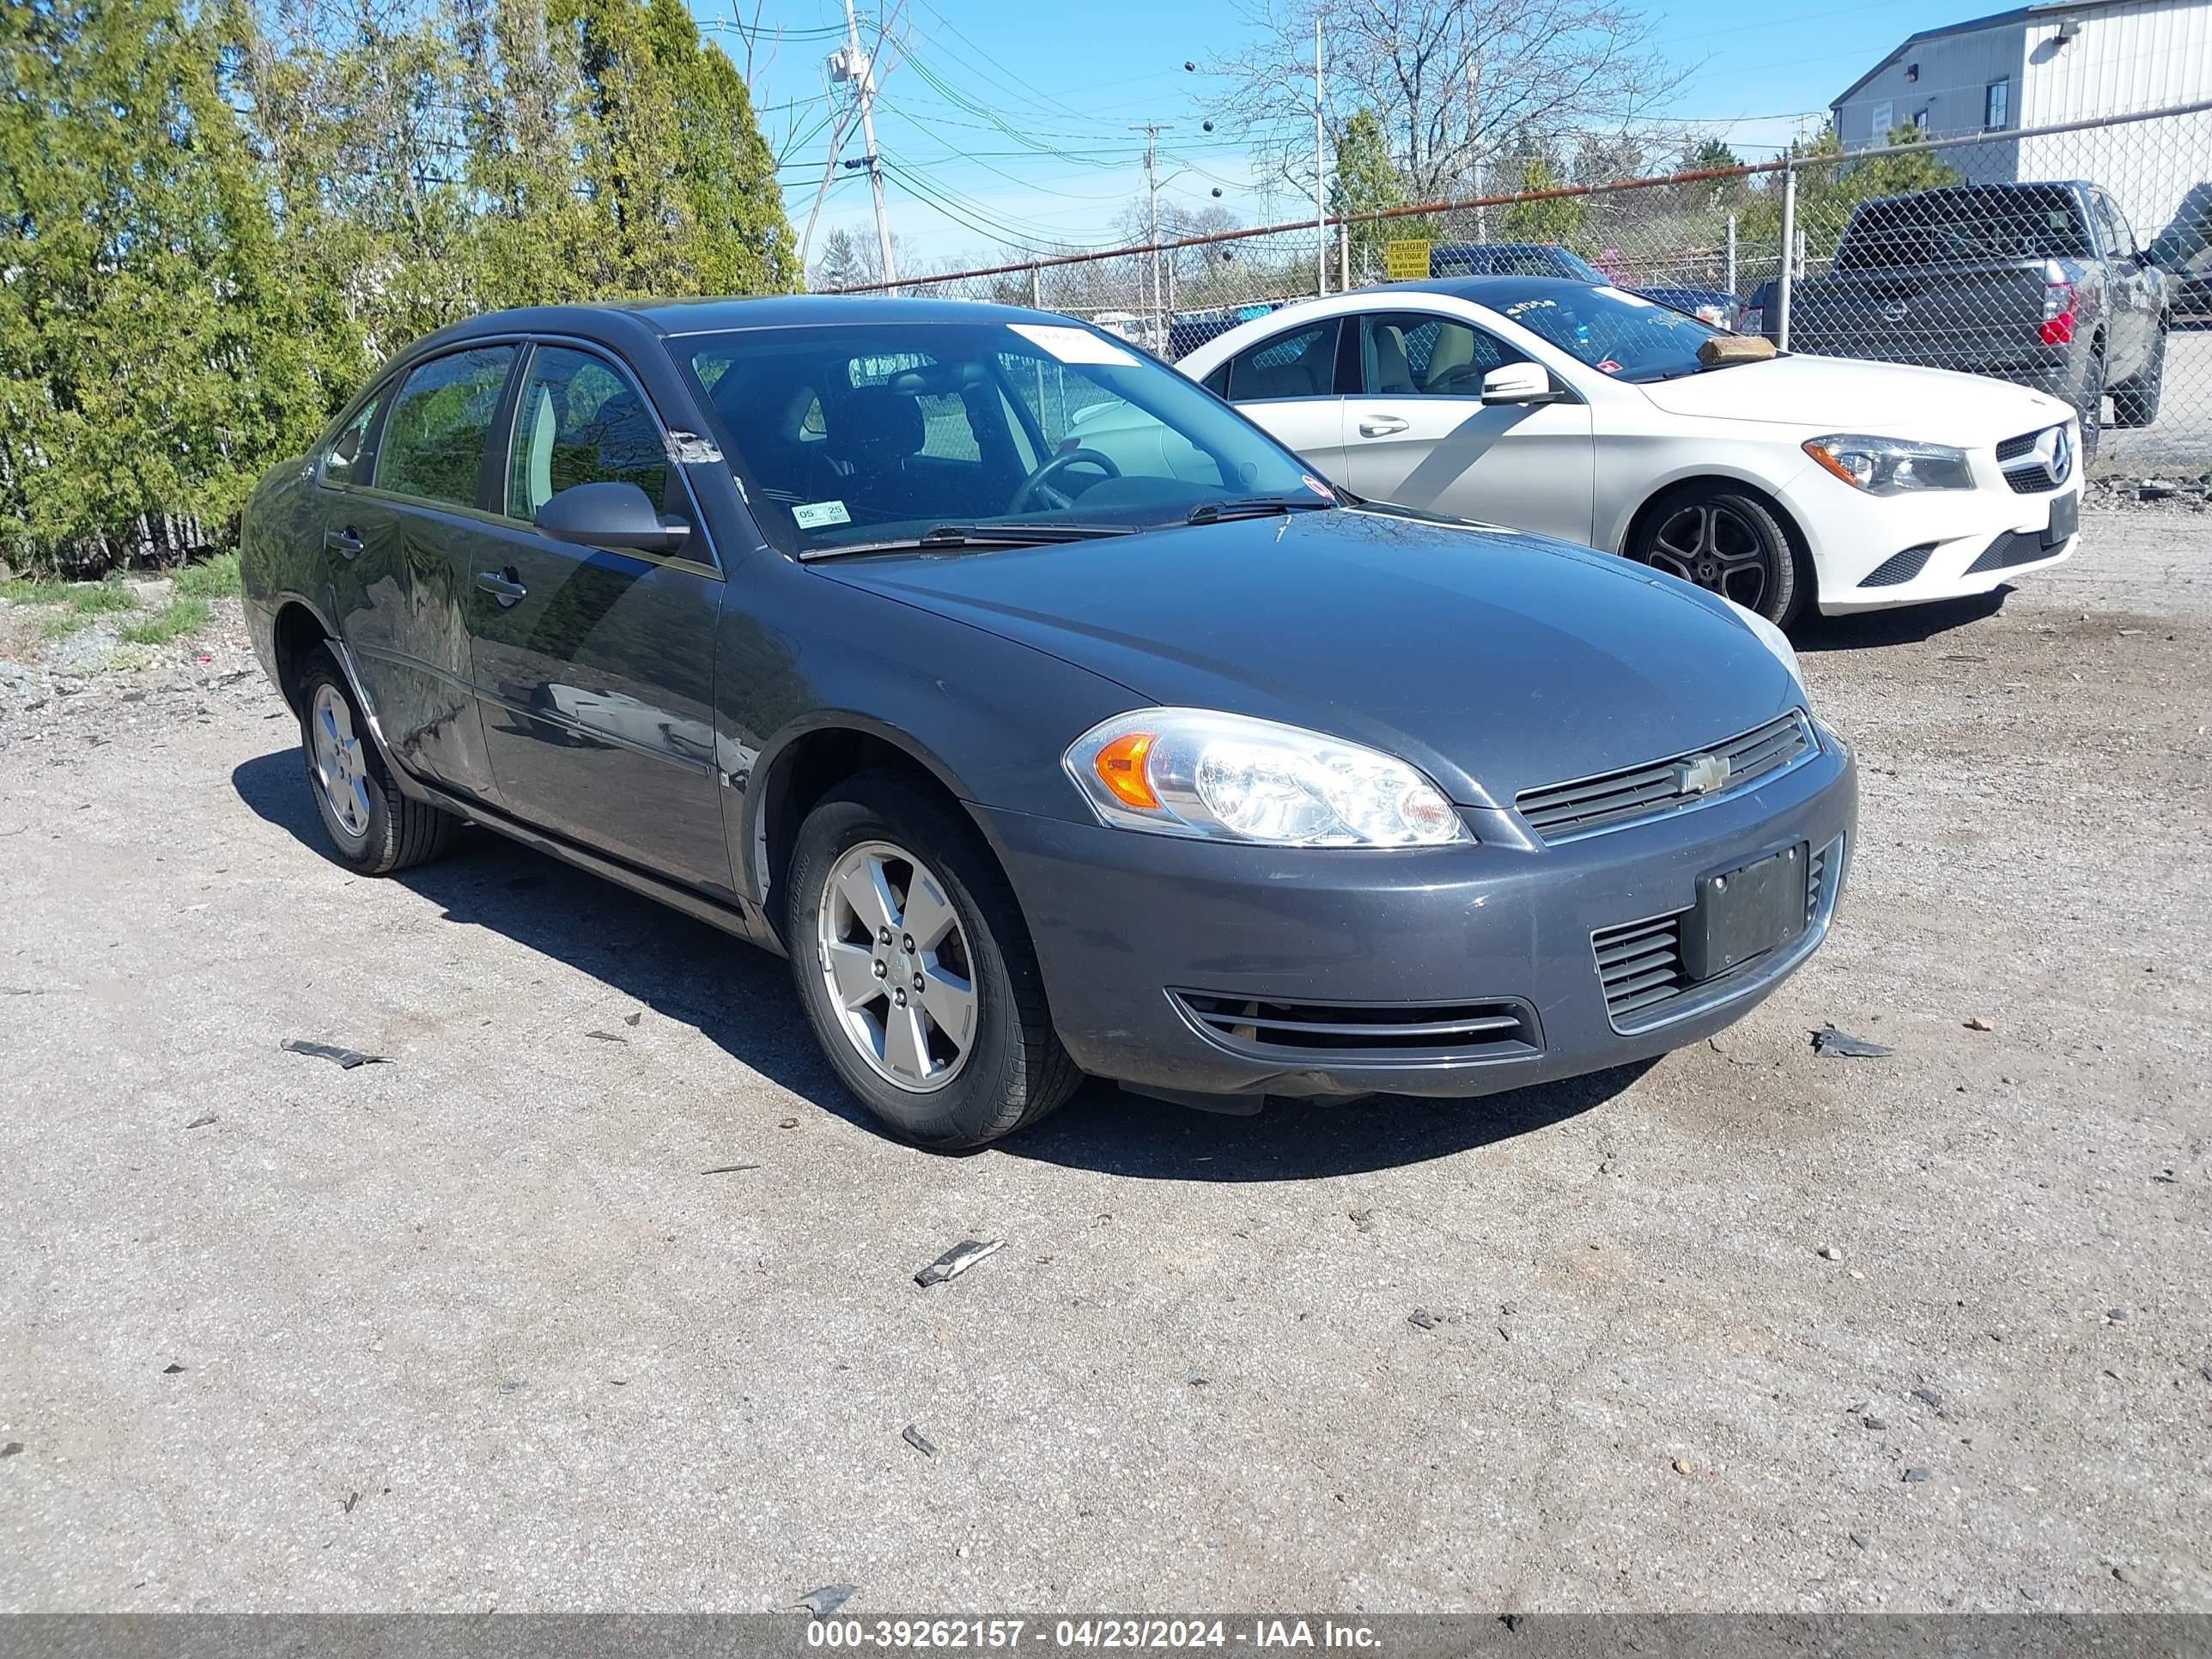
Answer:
1384;239;1431;282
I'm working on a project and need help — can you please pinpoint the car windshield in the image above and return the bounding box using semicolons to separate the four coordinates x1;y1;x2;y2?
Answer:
677;318;1329;556
1493;284;1726;382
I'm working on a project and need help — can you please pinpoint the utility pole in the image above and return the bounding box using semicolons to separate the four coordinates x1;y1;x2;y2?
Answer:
1133;123;1170;349
832;0;896;294
1314;17;1327;296
1468;48;1486;242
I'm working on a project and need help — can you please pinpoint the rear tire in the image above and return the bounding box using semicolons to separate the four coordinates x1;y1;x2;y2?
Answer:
2110;328;2166;428
1627;484;1807;628
2075;348;2106;461
785;775;1080;1149
297;647;456;875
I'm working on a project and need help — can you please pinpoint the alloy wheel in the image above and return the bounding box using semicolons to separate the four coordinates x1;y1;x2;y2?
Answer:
1644;501;1771;612
814;839;978;1093
310;683;373;840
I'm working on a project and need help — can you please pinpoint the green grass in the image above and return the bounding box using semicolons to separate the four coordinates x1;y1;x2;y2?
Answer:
117;596;211;647
2;577;135;612
70;582;137;614
173;550;240;600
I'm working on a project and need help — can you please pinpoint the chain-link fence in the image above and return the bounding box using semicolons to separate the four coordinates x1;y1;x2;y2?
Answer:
821;100;2212;478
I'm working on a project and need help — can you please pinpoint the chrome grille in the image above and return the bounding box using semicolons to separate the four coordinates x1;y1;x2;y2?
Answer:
1516;712;1814;843
1996;425;2066;494
1173;992;1540;1061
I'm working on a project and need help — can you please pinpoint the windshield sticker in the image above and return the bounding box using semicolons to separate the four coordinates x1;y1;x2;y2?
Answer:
1502;298;1558;318
665;430;724;464
1596;359;1623;374
1009;323;1140;367
1595;286;1656;307
1301;474;1334;500
792;500;851;529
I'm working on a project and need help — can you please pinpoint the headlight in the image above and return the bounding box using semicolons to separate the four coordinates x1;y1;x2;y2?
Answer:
1724;598;1802;685
1064;708;1470;847
1802;434;1972;495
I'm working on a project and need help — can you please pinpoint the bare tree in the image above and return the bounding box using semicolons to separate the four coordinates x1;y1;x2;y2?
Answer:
1206;0;1696;204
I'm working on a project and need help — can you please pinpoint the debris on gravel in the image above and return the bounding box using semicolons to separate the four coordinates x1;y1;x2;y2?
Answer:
914;1238;1004;1288
902;1425;938;1457
797;1584;858;1615
1813;1024;1893;1058
279;1039;389;1069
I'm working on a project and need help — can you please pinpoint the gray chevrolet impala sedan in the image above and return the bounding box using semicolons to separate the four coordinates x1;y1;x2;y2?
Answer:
240;296;1856;1148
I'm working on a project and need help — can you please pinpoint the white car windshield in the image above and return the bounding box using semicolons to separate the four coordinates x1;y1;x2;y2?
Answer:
680;319;1331;556
1491;283;1728;383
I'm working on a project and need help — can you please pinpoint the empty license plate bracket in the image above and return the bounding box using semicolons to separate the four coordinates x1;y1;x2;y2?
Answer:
1685;842;1807;981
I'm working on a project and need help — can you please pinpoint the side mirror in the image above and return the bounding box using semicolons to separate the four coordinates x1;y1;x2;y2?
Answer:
1481;362;1558;405
537;481;691;556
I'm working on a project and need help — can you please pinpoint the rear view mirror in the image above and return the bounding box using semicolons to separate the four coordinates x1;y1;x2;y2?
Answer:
538;481;691;556
1481;362;1558;404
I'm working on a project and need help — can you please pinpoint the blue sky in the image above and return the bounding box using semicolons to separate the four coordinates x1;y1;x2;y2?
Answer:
699;0;1989;266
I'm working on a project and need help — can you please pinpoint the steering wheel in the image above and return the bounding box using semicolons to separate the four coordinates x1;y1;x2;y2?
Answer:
1008;447;1121;514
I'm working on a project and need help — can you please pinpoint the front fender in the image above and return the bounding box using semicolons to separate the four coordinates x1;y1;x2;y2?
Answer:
714;567;1143;919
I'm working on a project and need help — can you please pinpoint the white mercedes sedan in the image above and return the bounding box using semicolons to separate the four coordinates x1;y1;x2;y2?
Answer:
1176;276;2082;625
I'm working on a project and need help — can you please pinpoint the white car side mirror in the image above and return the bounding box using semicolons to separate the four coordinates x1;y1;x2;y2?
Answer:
1481;362;1557;404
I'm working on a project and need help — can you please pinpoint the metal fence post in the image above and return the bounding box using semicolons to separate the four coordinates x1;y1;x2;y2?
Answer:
1339;222;1351;291
1725;213;1737;297
1030;264;1042;309
1776;169;1796;352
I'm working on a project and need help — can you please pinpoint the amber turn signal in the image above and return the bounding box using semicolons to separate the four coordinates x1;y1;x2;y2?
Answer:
1092;731;1158;809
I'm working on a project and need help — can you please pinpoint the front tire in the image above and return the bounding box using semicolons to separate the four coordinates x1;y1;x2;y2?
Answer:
297;647;456;874
1628;485;1807;627
785;775;1080;1149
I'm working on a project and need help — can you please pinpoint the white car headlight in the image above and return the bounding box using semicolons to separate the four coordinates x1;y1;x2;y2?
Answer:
1724;598;1803;685
1064;708;1470;847
1803;434;1972;495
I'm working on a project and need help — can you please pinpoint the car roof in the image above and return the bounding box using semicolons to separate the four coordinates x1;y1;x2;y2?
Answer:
1381;274;1607;307
433;293;1053;343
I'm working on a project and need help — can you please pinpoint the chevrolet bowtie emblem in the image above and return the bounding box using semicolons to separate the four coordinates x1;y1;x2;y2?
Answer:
1675;753;1732;795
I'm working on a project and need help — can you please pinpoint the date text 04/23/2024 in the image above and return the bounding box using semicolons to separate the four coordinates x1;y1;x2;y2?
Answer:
805;1620;1382;1650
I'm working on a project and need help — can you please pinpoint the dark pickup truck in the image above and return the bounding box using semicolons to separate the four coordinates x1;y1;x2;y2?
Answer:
1779;180;2169;452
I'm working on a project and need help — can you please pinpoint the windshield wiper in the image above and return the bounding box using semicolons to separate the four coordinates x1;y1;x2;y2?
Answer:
1184;495;1337;525
801;523;1134;561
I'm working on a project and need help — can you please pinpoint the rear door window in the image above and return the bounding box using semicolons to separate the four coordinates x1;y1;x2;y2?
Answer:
1224;322;1340;401
320;391;387;488
375;346;516;510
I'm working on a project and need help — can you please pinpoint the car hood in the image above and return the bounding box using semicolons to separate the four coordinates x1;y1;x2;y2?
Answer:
814;509;1804;809
1636;353;2074;442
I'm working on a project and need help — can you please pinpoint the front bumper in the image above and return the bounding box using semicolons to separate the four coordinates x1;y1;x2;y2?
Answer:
983;731;1856;1100
1790;461;2081;617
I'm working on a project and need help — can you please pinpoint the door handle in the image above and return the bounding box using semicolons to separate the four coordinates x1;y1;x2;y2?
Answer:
1358;415;1410;437
477;568;528;606
325;527;364;557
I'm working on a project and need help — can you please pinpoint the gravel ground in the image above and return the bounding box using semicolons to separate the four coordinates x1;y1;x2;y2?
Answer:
1;517;2207;1613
